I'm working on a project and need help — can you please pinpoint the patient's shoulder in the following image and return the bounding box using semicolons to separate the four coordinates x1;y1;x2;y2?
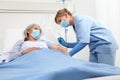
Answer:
15;40;24;46
16;40;24;43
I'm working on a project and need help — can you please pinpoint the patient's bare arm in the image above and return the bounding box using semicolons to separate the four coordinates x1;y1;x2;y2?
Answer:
21;47;40;55
50;44;69;55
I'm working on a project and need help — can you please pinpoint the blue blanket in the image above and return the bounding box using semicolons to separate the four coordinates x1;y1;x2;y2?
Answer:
0;48;120;80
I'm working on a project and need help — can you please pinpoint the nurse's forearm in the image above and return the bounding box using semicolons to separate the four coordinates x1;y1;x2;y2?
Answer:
67;42;77;48
69;42;87;56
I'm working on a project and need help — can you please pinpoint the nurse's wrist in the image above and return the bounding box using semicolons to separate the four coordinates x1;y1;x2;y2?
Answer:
66;43;69;48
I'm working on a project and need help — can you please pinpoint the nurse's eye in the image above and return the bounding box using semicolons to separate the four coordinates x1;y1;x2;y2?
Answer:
34;28;38;30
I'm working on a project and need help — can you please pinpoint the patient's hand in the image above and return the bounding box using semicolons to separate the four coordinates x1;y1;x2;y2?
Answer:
22;47;40;55
50;44;69;55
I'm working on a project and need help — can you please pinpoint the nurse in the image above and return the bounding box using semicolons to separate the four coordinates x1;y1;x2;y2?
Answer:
54;8;118;65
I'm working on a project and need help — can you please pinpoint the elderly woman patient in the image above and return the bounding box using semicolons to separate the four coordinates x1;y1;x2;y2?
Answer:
7;24;68;61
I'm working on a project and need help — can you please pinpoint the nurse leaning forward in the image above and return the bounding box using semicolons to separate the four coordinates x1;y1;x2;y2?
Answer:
54;8;118;65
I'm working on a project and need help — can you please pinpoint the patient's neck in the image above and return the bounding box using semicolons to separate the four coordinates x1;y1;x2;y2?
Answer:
28;37;37;41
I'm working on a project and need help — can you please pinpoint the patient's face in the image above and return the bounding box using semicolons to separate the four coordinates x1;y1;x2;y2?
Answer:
27;25;41;40
28;25;40;34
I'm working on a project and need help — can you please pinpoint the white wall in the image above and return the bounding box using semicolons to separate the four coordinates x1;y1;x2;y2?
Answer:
95;0;120;67
0;0;56;3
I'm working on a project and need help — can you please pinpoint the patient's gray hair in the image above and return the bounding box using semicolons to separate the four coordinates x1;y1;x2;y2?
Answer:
24;24;42;41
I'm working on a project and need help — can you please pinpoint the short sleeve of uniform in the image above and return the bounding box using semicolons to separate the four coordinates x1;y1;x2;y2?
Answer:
74;15;93;43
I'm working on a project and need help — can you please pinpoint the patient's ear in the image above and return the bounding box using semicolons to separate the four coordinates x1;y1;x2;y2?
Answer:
27;31;30;34
27;32;30;36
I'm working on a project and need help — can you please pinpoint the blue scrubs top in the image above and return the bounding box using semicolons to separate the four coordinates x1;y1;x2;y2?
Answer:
73;15;118;52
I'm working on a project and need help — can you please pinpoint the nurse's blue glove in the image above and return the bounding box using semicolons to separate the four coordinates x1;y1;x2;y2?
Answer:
58;37;68;47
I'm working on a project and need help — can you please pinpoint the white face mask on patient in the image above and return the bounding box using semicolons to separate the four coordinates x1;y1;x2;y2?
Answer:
31;29;41;40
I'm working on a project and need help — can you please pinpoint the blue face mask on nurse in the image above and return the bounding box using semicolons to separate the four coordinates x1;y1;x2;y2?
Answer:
60;20;70;28
54;8;118;66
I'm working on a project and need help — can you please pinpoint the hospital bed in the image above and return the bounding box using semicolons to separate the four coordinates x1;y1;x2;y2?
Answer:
0;49;120;80
0;29;120;80
0;20;120;80
1;31;120;80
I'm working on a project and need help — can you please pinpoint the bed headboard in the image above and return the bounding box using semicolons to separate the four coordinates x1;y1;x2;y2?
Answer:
0;1;63;13
0;1;74;13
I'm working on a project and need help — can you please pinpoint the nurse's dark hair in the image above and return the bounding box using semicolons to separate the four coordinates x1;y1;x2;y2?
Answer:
55;8;72;24
24;24;42;41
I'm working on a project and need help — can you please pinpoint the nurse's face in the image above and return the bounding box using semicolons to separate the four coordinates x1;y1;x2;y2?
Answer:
57;13;72;28
56;13;70;24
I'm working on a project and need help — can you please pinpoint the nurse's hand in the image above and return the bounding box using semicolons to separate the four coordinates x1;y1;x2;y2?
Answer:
58;37;67;47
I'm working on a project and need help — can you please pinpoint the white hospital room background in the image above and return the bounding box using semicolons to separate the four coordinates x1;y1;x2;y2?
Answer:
0;0;120;67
